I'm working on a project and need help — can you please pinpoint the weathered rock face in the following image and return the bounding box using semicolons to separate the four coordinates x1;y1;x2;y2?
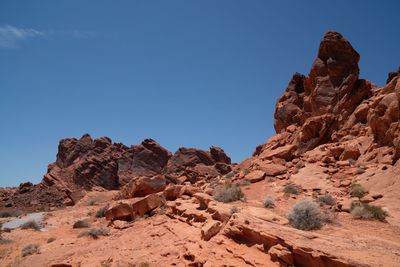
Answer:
261;31;399;165
0;134;231;210
368;76;400;163
166;146;232;183
274;73;306;133
47;135;172;193
273;31;374;153
304;31;361;116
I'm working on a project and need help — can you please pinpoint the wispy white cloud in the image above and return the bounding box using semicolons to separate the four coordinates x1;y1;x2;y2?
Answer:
0;25;44;48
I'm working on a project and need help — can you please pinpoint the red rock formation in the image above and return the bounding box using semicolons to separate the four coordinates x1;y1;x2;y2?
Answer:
260;31;398;165
0;134;231;209
165;146;231;184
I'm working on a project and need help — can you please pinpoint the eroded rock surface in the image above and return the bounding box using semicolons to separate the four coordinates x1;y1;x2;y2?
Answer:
0;135;231;210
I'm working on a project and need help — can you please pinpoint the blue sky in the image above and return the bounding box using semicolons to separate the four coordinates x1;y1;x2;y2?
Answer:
1;1;399;187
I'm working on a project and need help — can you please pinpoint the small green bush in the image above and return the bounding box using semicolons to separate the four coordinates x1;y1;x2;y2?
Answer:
243;169;250;176
350;184;367;198
318;194;335;206
283;184;299;195
20;220;40;230
78;227;110;239
47;237;56;243
351;204;388;221
287;200;322;230
139;263;150;267
262;195;275;208
73;219;90;229
213;184;245;203
21;243;40;257
95;204;109;218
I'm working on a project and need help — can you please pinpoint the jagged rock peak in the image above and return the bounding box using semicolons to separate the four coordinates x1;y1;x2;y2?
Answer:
273;31;374;152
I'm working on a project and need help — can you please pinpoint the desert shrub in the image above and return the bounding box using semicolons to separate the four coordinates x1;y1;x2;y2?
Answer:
139;263;150;267
230;206;238;215
73;219;90;229
21;243;40;257
267;177;274;183
355;168;366;174
351;206;369;218
208;178;222;189
283;184;299;195
287;200;322;230
225;170;238;179
213;184;245;203
87;199;96;206
95;204;110;218
317;194;335;206
350;184;367;198
351;204;388;221
78;227;110;239
47;237;56;243
262;195;275;208
243;169;250;176
320;209;337;223
0;210;22;218
20;220;40;230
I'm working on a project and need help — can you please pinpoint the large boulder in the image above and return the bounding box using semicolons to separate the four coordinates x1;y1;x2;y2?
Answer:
130;193;166;217
104;200;133;221
105;193;166;221
130;175;166;198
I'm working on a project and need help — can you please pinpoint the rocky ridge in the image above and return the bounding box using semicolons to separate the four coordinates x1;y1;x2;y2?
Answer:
0;135;231;209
